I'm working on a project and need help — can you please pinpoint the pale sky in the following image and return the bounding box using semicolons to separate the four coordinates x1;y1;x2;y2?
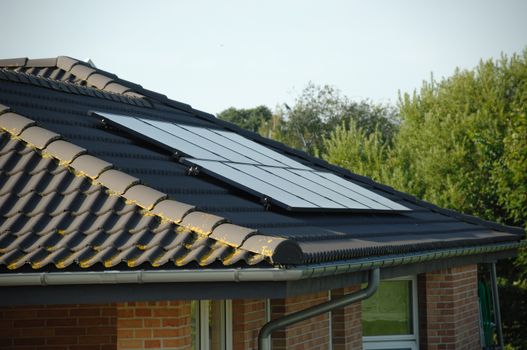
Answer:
1;0;526;114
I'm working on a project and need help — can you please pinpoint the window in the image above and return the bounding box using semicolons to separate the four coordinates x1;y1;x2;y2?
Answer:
191;300;232;350
362;276;418;350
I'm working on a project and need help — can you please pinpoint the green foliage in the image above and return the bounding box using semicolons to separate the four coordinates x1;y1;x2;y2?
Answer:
278;82;399;155
323;121;389;182
391;52;527;229
217;105;272;133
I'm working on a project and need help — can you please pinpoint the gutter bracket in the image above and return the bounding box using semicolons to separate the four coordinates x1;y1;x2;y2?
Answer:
257;267;380;350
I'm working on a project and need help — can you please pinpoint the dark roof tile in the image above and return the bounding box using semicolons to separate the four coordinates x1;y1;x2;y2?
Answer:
0;103;10;114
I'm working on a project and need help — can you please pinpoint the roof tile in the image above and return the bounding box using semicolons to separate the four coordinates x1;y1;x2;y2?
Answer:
150;200;195;223
69;154;113;179
240;235;303;263
104;82;130;94
0;113;36;136
0;103;9;114
26;58;58;68
0;57;27;67
180;212;227;236
123;184;166;210
56;56;79;71
19;126;60;149
44;140;86;165
69;64;97;81
86;73;113;90
210;223;257;248
96;169;139;195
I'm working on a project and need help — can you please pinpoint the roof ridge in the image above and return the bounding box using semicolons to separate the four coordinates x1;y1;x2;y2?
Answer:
0;103;303;265
0;68;151;108
0;56;146;99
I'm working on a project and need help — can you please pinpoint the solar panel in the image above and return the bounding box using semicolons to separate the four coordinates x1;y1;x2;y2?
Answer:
96;112;410;212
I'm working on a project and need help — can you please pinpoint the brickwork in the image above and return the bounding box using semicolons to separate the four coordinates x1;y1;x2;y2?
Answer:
232;299;267;350
0;303;116;350
116;301;192;350
270;291;330;350
331;286;362;350
419;264;481;350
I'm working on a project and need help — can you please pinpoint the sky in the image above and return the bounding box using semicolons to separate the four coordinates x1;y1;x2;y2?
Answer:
1;0;526;114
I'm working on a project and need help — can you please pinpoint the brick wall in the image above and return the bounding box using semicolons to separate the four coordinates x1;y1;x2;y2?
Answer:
232;299;267;350
270;291;331;350
419;264;481;350
331;286;362;350
0;304;116;350
116;301;191;350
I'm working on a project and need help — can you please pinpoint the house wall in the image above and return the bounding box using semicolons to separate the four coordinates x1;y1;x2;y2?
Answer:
418;264;480;350
0;264;482;350
0;303;116;350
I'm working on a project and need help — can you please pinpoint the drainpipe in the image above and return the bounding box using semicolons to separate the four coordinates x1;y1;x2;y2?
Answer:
257;267;380;350
489;262;504;349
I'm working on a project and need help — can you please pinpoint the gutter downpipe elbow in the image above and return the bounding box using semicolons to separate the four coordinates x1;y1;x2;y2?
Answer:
257;267;380;350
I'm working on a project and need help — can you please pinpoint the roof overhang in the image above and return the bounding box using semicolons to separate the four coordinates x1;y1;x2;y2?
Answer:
0;242;521;306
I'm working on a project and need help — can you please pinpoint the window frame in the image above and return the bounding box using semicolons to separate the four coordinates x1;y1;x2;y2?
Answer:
362;275;419;349
193;299;233;350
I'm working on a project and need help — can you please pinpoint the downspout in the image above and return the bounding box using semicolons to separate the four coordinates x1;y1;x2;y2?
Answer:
257;267;380;350
489;262;504;349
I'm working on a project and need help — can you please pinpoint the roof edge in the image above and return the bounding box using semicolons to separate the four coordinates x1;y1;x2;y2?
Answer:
0;241;522;287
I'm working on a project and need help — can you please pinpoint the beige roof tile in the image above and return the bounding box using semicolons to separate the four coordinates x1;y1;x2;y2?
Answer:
44;140;86;164
150;199;195;223
180;212;227;236
123;184;166;210
86;73;113;90
69;154;113;179
96;169;139;195
69;64;97;81
0;113;36;136
56;56;79;71
19;126;60;149
210;223;257;248
240;235;302;263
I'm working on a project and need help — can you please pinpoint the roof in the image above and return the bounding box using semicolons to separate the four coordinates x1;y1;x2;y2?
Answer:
0;56;524;273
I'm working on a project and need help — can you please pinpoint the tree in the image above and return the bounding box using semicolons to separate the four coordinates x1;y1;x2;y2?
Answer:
217;105;272;133
279;82;400;155
388;51;527;349
323;121;389;182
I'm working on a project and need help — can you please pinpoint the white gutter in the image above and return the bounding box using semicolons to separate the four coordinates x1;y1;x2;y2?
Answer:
0;241;521;287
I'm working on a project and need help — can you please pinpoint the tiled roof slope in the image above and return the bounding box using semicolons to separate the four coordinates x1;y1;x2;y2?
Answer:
0;107;303;271
0;57;524;271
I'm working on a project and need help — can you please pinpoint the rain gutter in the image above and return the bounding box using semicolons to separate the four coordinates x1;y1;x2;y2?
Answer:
0;241;521;287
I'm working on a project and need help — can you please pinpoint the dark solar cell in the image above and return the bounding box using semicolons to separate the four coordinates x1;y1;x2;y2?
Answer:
96;111;410;212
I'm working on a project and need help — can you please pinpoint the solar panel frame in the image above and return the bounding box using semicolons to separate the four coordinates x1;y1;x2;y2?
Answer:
95;111;411;213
